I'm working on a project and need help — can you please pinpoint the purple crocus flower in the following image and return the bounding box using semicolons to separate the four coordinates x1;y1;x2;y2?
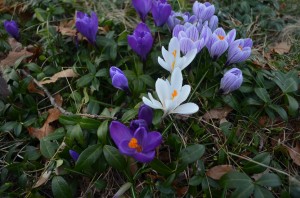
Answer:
3;20;19;40
109;66;129;92
75;11;98;44
151;0;172;27
167;11;197;31
132;0;152;22
109;121;162;163
206;28;236;60
220;68;243;94
127;22;153;61
138;104;153;126
193;1;215;22
225;38;253;66
208;15;218;32
130;119;148;132
69;150;80;161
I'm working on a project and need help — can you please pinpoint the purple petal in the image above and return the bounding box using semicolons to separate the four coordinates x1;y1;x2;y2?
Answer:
132;0;152;22
202;5;215;21
220;68;243;94
180;38;196;55
119;140;136;156
69;150;80;161
112;73;129;91
4;20;19;40
142;132;162;152
152;0;172;27
133;127;148;144
226;29;236;45
244;38;253;48
109;121;133;147
130;119;148;132
210;40;228;59
209;15;218;31
133;151;155;163
138;104;153;126
186;26;199;41
173;24;185;38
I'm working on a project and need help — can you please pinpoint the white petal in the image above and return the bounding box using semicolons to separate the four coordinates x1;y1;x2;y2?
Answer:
161;46;172;65
171;103;199;114
156;78;169;106
182;48;197;70
147;93;163;109
158;57;171;72
169;37;180;56
171;67;183;92
176;85;191;106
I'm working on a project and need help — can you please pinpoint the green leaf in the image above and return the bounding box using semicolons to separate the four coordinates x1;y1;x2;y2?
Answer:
34;8;47;22
256;173;281;187
25;146;41;161
67;124;84;145
59;115;100;129
103;145;126;171
76;74;94;87
139;75;155;87
189;175;203;186
149;159;173;175
75;144;102;171
220;171;252;189
254;88;270;103
268;104;288;121
231;184;254;198
95;68;107;77
97;120;108;145
121;109;138;123
51;176;72;198
243;152;271;174
286;94;299;116
289;176;300;198
282;78;298;93
178;144;205;165
253;186;274;198
40;140;57;159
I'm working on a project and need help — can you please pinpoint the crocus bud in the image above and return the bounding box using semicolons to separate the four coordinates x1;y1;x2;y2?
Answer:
220;68;243;94
127;23;153;61
130;119;148;132
132;0;152;22
151;0;172;27
208;15;218;32
138;104;153;126
225;38;252;66
69;150;80;161
3;20;19;40
109;66;129;92
75;11;98;44
193;1;215;21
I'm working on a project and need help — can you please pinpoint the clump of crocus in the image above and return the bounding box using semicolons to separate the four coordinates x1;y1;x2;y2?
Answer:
219;68;243;94
132;0;152;22
109;121;162;163
75;11;98;44
109;66;129;92
69;150;80;161
206;28;236;60
128;22;153;61
151;0;172;27
143;67;199;117
173;23;212;55
3;20;19;40
158;37;197;72
193;1;215;22
225;38;253;66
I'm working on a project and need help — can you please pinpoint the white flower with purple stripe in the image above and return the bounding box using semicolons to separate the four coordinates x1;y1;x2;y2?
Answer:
225;38;253;66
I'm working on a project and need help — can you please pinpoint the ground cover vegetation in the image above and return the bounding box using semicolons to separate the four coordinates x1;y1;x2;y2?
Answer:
0;0;299;197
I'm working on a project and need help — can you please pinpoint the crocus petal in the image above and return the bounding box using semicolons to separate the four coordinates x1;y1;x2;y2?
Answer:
174;85;191;106
143;132;162;152
181;48;197;70
158;57;170;72
156;78;169;106
171;67;183;92
210;40;228;59
172;103;199;114
4;20;19;40
130;119;148;132
180;38;195;55
138;104;153;126
133;151;155;163
109;121;133;147
119;140;136;155
69;150;80;161
133;127;148;144
186;26;199;41
226;29;236;45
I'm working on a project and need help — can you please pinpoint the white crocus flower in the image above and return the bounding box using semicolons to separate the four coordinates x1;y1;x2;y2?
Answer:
158;37;197;73
142;67;199;117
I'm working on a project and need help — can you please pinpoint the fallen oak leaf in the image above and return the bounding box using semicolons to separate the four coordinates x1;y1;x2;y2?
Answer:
28;81;45;96
33;170;52;188
286;143;300;166
0;48;33;68
270;42;291;55
39;69;78;85
206;165;235;180
202;106;233;121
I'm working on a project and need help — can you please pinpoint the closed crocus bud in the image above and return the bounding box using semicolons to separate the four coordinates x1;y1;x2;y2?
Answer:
208;15;218;32
225;38;252;66
220;68;243;94
138;104;153;126
109;66;129;92
193;1;215;21
4;20;19;40
132;0;152;22
127;23;153;61
69;150;80;161
75;11;98;44
151;0;172;27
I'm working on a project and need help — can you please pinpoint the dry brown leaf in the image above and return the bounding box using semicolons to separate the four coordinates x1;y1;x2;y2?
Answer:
206;165;235;180
0;48;33;68
271;42;291;55
28;81;45;96
286;143;300;166
39;69;78;85
54;94;63;107
33;170;51;188
202;106;233;121
175;186;189;197
8;38;22;52
28;107;61;139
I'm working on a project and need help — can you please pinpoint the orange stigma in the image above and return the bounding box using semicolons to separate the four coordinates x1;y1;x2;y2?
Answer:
171;90;178;100
238;45;243;50
128;138;142;152
218;35;225;40
171;61;175;69
172;50;177;57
